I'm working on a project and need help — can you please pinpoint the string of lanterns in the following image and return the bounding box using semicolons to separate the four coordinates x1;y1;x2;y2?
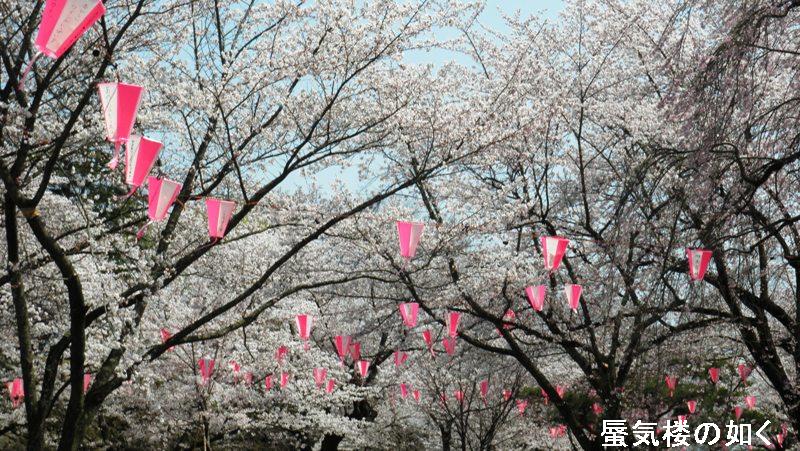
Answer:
12;0;767;442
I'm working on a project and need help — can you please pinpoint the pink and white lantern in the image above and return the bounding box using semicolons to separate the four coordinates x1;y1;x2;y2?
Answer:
525;285;546;312
745;395;756;410
334;335;351;364
160;328;174;351
264;375;273;391
356;360;370;379
6;378;23;409
83;373;92;394
393;350;408;368
396;221;424;261
686;248;712;281
275;345;288;365
422;330;435;357
443;337;456;356
564;284;583;312
738;364;752;384
687;400;697;414
313;368;327;388
123;135;161;197
447;311;461;338
19;0;106;88
349;342;361;361
480;380;489;399
325;379;335;394
400;383;408;399
137;176;182;240
665;375;677;397
541;236;569;271
280;372;290;389
295;314;313;350
708;367;720;384
198;358;215;385
98;82;144;169
206;198;236;240
398;302;419;328
502;309;516;329
229;360;241;383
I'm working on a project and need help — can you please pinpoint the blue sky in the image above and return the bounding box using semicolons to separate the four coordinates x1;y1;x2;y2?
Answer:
289;0;565;193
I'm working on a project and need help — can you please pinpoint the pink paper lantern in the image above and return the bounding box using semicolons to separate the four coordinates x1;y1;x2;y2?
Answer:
442;337;456;356
734;406;743;420
325;379;335;394
205;198;236;240
137;176;182;240
396;221;424;260
229;360;241;382
160;328;174;351
665;375;677;397
83;373;92;394
6;378;24;409
393;350;408;368
503;389;512;401
686;248;712;281
98;82;144;169
334;335;351;364
447;311;461;338
564;284;583;312
541;236;569;271
745;395;756;410
480;380;489;399
349;342;361;362
400;383;408;399
280;372;290;389
243;372;253;386
123;135;161;196
18;0;106;88
516;399;527;415
412;390;421;403
295;314;313;350
422;330;435;358
503;309;516;329
525;285;546;312
313;368;327;388
264;375;273;391
398;302;419;327
356;360;370;379
454;390;464;403
198;358;214;385
275;345;288;365
708;367;720;384
34;0;105;58
687;400;697;414
556;385;566;399
592;402;603;415
738;364;752;384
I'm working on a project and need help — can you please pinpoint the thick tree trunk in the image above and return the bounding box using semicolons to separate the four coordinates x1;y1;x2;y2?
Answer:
439;424;451;451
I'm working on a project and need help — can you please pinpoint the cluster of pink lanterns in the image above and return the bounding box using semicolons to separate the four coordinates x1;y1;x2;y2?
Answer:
664;363;757;423
8;3;777;441
22;1;239;243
